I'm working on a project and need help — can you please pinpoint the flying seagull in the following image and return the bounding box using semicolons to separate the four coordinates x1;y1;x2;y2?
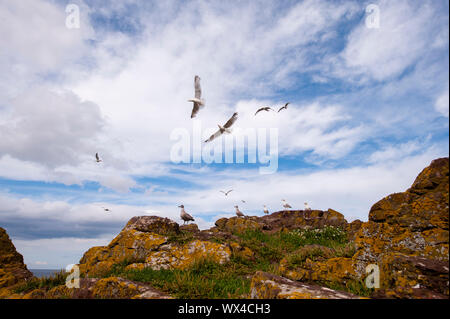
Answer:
282;199;292;209
255;106;274;116
205;112;238;143
102;207;111;212
241;200;246;203
234;205;244;217
95;153;102;163
178;205;195;225
263;205;269;214
277;102;290;113
220;190;233;196
304;202;311;211
188;75;205;118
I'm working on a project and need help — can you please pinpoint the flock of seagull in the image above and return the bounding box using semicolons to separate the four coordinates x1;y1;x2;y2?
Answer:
96;75;310;225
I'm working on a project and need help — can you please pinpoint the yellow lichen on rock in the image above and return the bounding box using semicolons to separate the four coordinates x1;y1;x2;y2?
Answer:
215;217;262;234
146;240;231;270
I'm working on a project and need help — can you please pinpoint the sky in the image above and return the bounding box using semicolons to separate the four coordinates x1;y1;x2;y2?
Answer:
0;0;448;269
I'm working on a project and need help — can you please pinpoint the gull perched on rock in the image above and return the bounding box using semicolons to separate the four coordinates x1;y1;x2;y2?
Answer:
277;102;290;113
235;205;244;217
255;106;274;116
205;112;238;143
220;189;233;196
263;205;269;214
188;75;205;118
95;153;102;163
304;202;311;211
282;199;292;209
178;205;195;224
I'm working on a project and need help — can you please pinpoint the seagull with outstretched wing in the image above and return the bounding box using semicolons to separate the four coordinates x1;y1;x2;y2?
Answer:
255;106;274;116
188;75;205;118
95;153;102;163
277;102;290;113
220;190;233;196
205;112;238;143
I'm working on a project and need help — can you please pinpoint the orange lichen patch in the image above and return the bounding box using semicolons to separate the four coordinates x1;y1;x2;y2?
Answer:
215;217;263;234
90;277;172;299
91;277;140;299
280;256;357;284
22;289;46;299
125;263;146;271
146;240;231;270
45;285;73;299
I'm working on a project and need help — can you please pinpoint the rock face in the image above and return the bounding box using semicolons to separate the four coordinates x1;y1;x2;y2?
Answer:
278;157;449;298
0;227;33;289
353;157;449;295
250;271;363;299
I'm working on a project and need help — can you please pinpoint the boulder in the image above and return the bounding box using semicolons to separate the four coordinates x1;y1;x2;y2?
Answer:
78;216;233;275
250;271;363;299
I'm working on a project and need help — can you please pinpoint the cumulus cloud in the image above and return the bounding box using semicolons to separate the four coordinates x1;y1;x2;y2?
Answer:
336;0;445;82
0;87;104;167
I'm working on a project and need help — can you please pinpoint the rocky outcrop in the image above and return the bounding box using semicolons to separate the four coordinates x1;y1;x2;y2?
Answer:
352;157;449;294
250;271;363;299
0;228;33;289
278;158;449;298
214;208;348;234
78;216;234;276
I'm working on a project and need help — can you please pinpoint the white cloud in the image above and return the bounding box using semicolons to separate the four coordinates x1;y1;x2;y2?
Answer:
435;85;449;117
338;0;440;82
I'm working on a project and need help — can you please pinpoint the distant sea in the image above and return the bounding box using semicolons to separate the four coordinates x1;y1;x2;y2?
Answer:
29;269;65;278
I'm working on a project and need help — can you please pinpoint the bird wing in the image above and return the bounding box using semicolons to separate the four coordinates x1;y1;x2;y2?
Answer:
226;190;233;195
278;106;286;112
185;212;195;220
255;108;264;116
191;102;200;118
205;129;223;142
194;76;201;99
223;112;238;128
96;153;99;160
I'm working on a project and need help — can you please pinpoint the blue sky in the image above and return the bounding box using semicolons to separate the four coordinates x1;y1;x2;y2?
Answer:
0;0;448;269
